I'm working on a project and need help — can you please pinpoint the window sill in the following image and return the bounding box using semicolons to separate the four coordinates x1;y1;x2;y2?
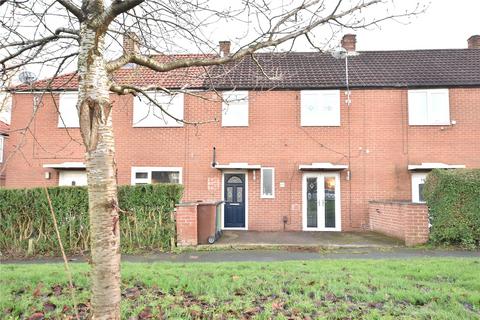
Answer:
408;123;451;126
300;124;341;127
132;125;184;128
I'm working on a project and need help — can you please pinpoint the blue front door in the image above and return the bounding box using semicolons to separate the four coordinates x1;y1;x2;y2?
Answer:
224;173;246;228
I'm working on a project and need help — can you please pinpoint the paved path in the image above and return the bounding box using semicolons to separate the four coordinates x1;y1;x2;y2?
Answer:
2;248;479;264
215;231;403;248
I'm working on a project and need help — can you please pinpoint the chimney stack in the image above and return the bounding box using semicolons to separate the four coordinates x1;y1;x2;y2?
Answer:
123;32;140;54
468;35;480;49
219;41;231;57
341;34;356;52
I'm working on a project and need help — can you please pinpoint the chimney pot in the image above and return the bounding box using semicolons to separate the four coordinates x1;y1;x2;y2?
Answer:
124;32;140;54
468;35;480;49
219;41;231;57
341;34;356;52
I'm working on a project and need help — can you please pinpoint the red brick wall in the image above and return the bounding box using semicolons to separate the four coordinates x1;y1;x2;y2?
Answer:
4;88;480;232
369;201;429;246
175;203;198;246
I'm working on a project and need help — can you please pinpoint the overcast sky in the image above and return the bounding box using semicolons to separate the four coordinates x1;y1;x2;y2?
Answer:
348;0;480;51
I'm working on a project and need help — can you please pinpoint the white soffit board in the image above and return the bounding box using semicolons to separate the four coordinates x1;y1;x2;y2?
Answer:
43;162;86;169
299;162;349;171
215;162;261;170
407;163;466;171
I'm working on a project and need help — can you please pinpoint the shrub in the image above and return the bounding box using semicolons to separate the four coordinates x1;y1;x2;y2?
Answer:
0;184;183;256
423;169;480;248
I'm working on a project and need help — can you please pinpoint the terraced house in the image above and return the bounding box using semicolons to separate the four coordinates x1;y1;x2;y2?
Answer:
3;34;480;241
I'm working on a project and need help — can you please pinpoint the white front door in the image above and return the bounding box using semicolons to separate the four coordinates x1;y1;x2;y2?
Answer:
302;172;341;231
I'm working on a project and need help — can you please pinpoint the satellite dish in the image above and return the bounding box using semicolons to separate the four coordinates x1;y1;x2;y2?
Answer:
18;71;37;85
330;47;347;60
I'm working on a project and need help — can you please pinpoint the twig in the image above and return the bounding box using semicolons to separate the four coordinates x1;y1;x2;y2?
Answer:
44;187;80;320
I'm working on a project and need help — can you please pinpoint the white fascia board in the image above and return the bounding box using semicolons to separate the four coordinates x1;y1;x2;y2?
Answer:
299;162;348;171
43;162;86;169
408;163;466;171
215;162;261;170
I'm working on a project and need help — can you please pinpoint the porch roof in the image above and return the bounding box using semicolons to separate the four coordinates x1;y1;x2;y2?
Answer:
298;162;348;171
214;162;261;170
407;162;466;171
43;162;86;169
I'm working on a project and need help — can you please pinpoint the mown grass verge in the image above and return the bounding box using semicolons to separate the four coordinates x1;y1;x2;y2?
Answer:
1;258;479;319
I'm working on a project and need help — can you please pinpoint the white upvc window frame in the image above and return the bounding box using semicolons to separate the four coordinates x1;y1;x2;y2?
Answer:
408;88;450;125
133;92;184;128
58;92;80;128
0;135;4;163
221;91;249;127
131;166;183;185
411;172;428;203
300;90;341;127
260;167;275;198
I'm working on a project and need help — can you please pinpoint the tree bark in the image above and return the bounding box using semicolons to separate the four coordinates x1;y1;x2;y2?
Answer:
77;24;121;319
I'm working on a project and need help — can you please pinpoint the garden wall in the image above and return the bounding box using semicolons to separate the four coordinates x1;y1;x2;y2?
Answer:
369;201;429;246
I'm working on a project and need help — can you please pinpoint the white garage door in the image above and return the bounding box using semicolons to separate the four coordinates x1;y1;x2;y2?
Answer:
59;170;87;186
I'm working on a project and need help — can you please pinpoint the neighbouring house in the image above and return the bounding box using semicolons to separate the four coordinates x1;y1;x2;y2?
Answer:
3;34;480;241
0;120;9;187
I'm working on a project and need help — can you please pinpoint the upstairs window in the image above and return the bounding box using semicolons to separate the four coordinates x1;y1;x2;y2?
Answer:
222;91;249;127
58;92;79;128
261;167;275;198
408;89;450;125
133;92;184;127
301;90;340;126
0;136;4;163
131;167;182;185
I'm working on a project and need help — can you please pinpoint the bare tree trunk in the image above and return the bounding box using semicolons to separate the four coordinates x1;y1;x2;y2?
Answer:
77;25;121;319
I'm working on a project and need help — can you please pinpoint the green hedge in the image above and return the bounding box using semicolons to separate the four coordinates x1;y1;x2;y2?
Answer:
0;184;183;256
424;169;480;248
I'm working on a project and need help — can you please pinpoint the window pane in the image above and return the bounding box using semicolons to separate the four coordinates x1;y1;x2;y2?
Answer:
301;91;339;126
133;92;184;127
222;91;248;126
58;93;80;128
135;172;148;179
306;177;317;228
428;91;449;124
236;187;243;203
151;171;179;184
262;168;273;197
324;177;336;228
0;136;3;163
227;176;242;184
418;183;425;202
408;91;428;125
226;187;233;202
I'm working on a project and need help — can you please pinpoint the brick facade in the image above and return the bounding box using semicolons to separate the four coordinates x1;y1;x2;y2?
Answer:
4;87;480;232
369;201;429;246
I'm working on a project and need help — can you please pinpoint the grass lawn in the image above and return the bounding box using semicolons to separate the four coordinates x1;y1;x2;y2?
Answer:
1;258;479;319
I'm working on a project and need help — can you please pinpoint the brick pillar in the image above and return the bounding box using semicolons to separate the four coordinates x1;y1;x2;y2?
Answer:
175;203;198;246
404;204;429;246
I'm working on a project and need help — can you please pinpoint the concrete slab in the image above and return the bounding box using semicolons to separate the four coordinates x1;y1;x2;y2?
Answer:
214;230;403;248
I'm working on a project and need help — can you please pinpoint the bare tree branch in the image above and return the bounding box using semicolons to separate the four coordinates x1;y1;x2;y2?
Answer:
56;0;84;21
